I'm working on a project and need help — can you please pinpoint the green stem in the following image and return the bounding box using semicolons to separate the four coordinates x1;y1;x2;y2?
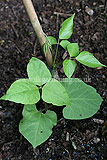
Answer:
70;57;75;60
44;103;48;111
52;39;59;69
41;104;53;112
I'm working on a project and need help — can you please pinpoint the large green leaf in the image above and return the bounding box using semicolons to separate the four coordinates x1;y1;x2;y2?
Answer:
67;43;79;57
60;40;70;50
76;51;106;68
61;78;103;119
63;60;76;78
42;78;70;106
59;14;75;39
27;57;51;86
0;79;40;104
19;104;57;148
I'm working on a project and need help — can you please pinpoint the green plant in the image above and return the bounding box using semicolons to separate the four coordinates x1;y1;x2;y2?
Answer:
0;14;106;148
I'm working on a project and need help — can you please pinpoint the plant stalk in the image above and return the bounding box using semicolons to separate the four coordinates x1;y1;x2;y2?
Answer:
22;0;53;67
53;39;59;69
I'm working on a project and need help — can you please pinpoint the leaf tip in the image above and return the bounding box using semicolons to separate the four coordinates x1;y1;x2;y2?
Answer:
0;95;6;100
72;13;75;17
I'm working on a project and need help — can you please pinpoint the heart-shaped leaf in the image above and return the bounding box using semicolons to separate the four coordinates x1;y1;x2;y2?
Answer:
19;104;57;148
63;60;76;78
27;57;51;86
59;14;75;39
42;78;70;106
61;78;103;119
76;51;106;68
0;79;40;104
67;43;79;57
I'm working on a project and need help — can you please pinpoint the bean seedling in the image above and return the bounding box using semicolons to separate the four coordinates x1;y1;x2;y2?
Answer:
0;14;106;148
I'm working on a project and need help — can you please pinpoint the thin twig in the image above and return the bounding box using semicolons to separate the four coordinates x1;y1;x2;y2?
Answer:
11;24;19;38
54;12;73;17
33;39;37;56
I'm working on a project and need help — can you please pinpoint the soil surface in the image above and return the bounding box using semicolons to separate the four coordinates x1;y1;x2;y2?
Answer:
0;0;107;160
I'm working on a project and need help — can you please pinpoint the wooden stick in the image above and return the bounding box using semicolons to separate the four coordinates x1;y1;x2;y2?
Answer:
22;0;53;67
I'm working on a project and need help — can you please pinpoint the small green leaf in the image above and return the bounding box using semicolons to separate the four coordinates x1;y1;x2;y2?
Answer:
43;43;47;57
67;43;79;57
0;79;40;104
59;13;75;39
61;78;103;120
60;40;70;50
47;36;57;45
63;60;76;78
27;57;51;86
42;78;70;106
29;32;33;35
19;104;57;148
76;51;106;68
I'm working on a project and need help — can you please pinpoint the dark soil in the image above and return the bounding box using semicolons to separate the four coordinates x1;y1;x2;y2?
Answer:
0;0;107;159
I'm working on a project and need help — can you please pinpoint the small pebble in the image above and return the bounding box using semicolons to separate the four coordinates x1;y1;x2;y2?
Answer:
0;106;2;109
66;132;70;141
74;151;77;155
51;138;54;141
72;141;77;150
102;75;105;78
90;141;94;145
85;6;94;15
93;2;97;6
90;154;94;158
103;91;106;96
97;66;103;70
75;39;78;42
95;153;98;156
46;148;49;153
101;143;104;147
93;118;104;124
62;151;66;155
34;155;38;159
93;138;100;143
91;146;94;150
52;152;54;155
